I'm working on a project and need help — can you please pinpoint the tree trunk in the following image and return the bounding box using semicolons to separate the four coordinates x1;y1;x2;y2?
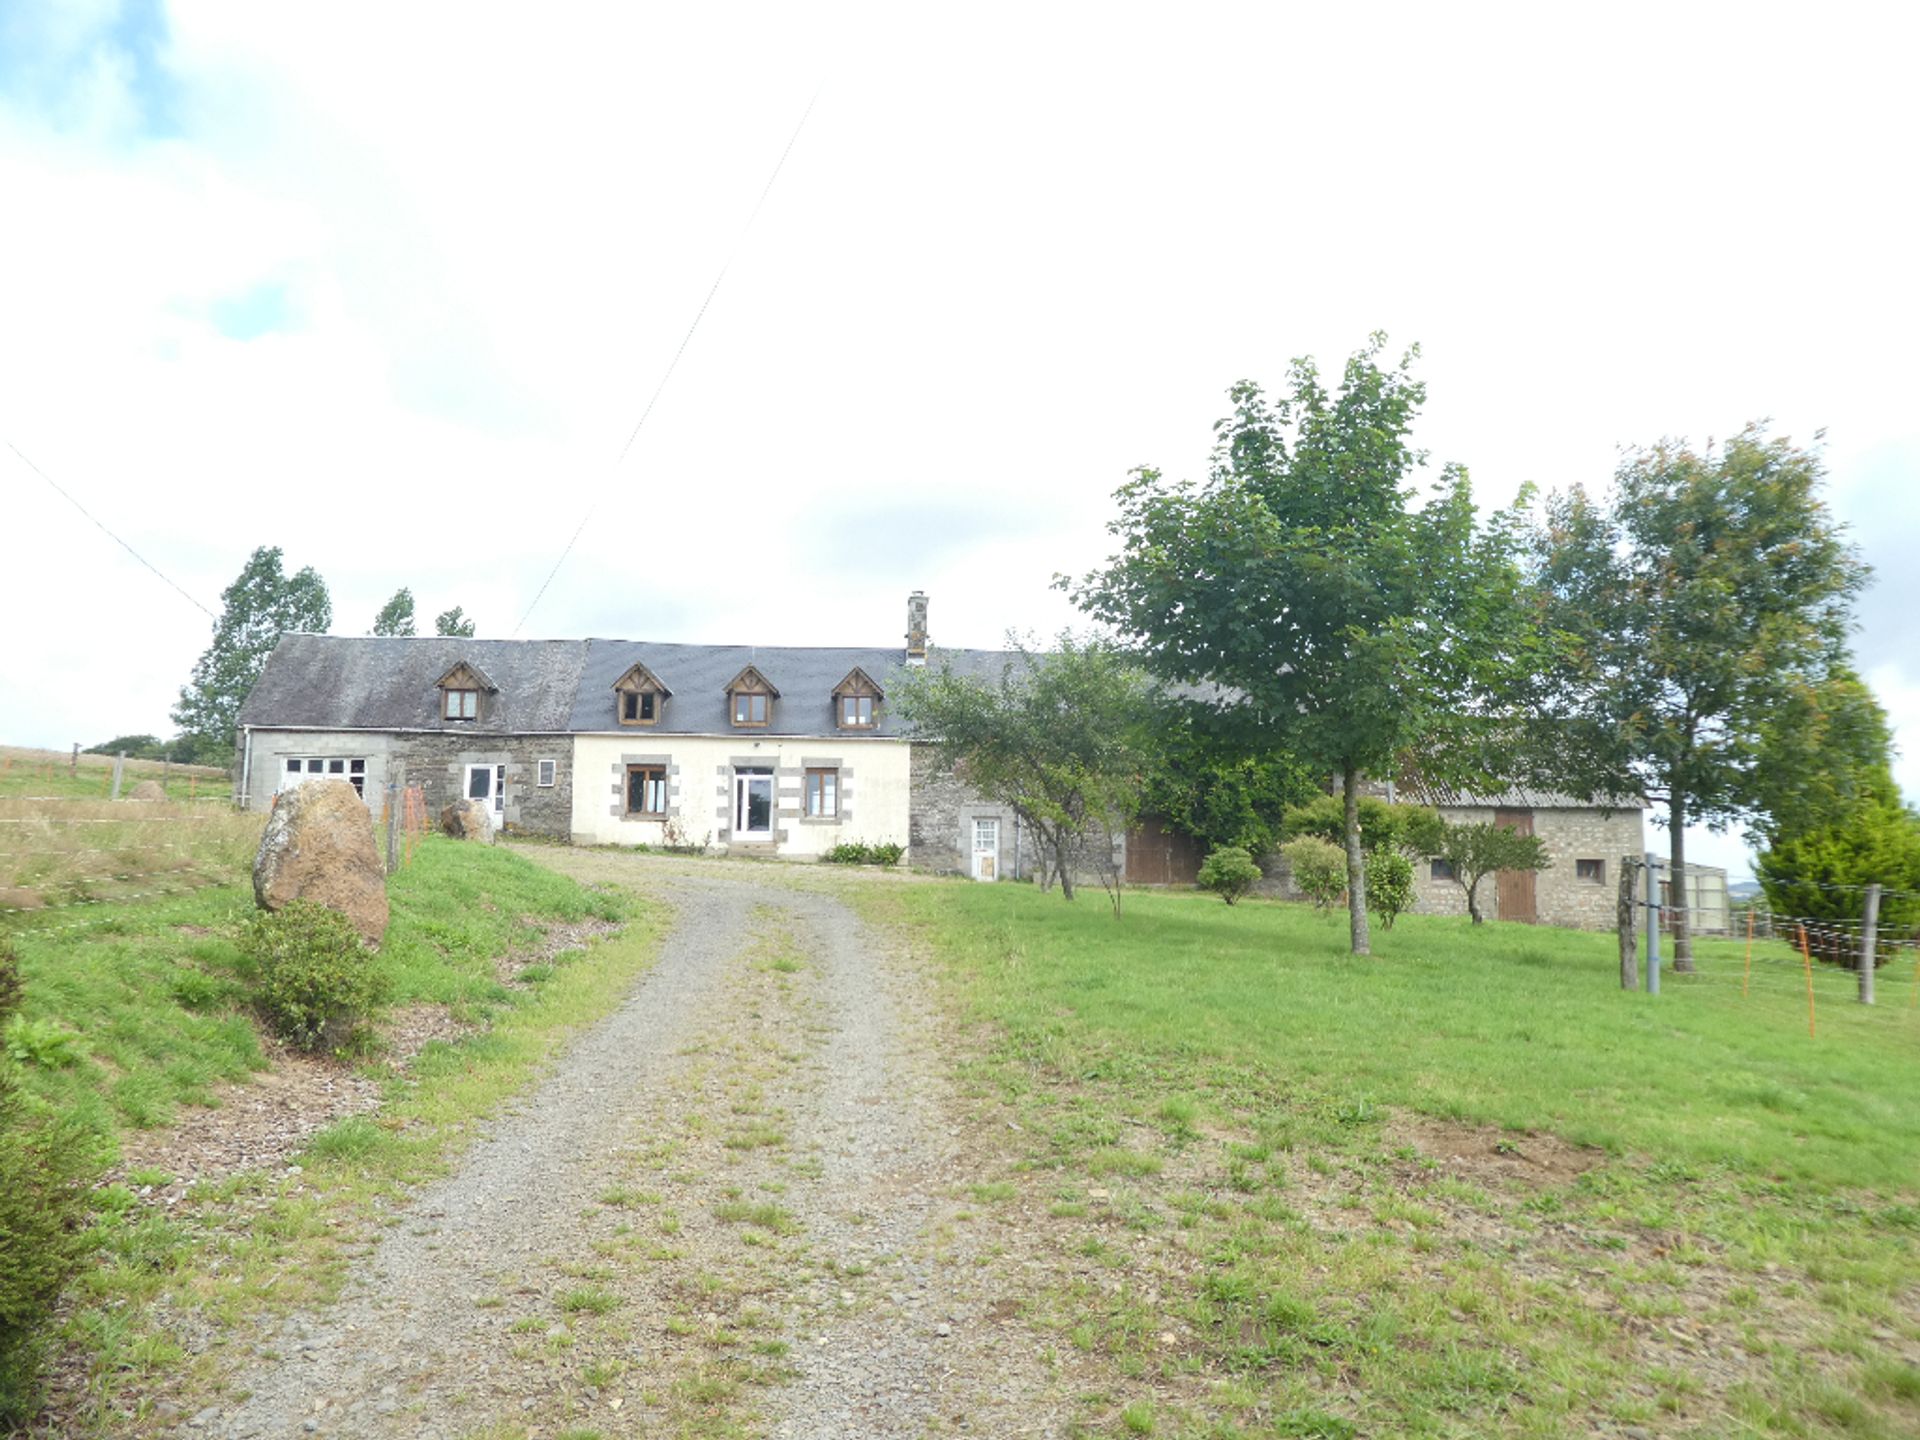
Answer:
1055;830;1076;901
1465;877;1483;924
1342;764;1371;956
1668;795;1693;973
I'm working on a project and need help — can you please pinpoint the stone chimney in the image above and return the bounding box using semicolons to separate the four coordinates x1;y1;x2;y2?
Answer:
905;590;929;666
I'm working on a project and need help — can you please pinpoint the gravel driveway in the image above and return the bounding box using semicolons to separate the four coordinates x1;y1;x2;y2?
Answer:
188;851;1062;1440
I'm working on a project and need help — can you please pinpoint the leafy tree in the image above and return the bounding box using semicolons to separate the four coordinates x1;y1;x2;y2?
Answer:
172;547;331;759
1282;794;1445;860
1196;845;1261;905
1521;425;1867;970
1141;708;1318;857
84;734;164;760
434;606;476;638
1748;666;1896;848
1756;786;1920;957
1420;819;1551;925
896;633;1154;906
1073;335;1529;954
371;587;417;637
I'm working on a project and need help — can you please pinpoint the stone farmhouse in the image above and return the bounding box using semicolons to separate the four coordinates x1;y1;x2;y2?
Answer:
236;592;1643;926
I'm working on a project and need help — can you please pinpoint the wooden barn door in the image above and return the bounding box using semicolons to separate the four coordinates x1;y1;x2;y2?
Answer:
1125;816;1201;885
1494;807;1538;923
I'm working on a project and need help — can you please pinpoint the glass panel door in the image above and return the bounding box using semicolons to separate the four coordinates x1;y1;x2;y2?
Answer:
734;768;774;839
971;817;999;881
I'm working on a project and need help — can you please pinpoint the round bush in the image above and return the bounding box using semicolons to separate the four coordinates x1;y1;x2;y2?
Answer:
244;901;389;1053
1280;837;1347;910
1366;850;1415;929
1197;845;1261;905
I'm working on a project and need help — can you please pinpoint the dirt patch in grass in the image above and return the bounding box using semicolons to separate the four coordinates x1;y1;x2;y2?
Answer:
1387;1113;1606;1190
110;1041;382;1199
494;915;624;985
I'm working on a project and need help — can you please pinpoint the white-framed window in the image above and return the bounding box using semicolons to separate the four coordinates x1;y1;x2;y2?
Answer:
283;757;368;797
804;767;838;817
537;758;557;788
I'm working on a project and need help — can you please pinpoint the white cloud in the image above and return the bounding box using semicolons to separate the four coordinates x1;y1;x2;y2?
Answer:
1;0;1915;851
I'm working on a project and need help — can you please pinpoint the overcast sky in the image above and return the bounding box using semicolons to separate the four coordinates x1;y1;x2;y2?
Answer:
3;2;1915;880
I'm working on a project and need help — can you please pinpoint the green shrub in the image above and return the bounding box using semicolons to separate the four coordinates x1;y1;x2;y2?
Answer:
2;1015;80;1069
1196;845;1261;905
1365;850;1414;929
822;842;906;867
0;938;98;1422
1280;837;1347;910
243;901;389;1053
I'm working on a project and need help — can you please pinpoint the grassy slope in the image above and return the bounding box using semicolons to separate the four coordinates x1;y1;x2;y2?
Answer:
3;838;659;1435
868;881;1920;1440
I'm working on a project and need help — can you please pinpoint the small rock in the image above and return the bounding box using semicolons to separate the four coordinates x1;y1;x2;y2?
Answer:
935;1323;951;1338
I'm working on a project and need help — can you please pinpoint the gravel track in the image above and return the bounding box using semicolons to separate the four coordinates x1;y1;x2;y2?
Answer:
185;852;1062;1440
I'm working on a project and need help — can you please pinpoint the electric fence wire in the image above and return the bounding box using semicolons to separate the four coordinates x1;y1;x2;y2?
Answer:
512;83;825;637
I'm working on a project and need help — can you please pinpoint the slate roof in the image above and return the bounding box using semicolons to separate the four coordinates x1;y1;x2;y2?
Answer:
238;635;592;733
239;634;1021;739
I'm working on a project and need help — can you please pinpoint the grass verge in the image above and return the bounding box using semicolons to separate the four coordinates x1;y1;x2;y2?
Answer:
4;837;659;1436
859;879;1920;1439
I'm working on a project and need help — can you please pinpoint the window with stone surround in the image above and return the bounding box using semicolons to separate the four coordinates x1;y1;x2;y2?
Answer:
804;767;839;818
537;759;556;788
1576;858;1606;883
625;765;668;817
1430;858;1456;881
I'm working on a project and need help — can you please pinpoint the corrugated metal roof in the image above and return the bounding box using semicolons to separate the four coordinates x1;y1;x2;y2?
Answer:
1395;777;1643;812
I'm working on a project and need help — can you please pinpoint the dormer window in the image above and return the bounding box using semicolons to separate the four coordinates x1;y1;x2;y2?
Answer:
613;663;671;727
725;665;779;729
831;668;884;730
434;660;495;725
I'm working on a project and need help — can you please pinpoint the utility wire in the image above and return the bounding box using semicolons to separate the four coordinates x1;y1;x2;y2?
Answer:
5;437;217;622
513;84;825;637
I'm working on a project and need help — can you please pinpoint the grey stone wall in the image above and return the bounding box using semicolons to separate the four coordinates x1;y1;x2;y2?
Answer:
907;742;1122;882
386;734;573;838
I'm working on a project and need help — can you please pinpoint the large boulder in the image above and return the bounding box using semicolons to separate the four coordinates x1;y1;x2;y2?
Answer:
128;780;167;801
441;799;494;843
253;780;389;945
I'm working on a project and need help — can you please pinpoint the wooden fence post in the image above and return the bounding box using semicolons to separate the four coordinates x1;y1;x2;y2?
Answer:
1617;856;1639;990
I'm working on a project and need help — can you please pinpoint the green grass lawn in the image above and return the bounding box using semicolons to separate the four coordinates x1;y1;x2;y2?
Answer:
868;880;1920;1440
2;837;658;1434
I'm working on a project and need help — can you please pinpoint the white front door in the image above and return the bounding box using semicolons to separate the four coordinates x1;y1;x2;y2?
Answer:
971;817;999;881
733;767;774;840
465;763;506;823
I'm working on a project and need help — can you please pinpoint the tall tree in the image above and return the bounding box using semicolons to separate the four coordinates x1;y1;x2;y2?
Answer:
172;547;331;758
434;606;476;637
371;587;417;636
1522;425;1867;971
895;633;1154;906
1140;705;1319;859
1071;335;1528;954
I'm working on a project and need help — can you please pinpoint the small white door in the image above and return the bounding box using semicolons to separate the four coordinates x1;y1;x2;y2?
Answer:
466;763;506;822
971;817;999;881
733;767;774;840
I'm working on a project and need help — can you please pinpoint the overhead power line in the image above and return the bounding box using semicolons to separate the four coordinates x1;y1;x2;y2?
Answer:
512;83;824;637
5;437;218;622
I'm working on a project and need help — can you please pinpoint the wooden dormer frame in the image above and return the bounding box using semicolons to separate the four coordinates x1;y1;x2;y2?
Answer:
613;662;672;727
435;660;496;723
726;665;779;729
831;667;884;730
